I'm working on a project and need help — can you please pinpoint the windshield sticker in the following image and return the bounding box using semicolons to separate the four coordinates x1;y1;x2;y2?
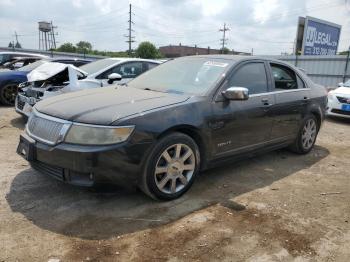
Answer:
204;61;228;67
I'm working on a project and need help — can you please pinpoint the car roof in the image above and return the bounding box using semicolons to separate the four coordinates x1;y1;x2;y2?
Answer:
100;57;162;63
181;55;298;69
0;51;47;58
49;57;92;62
180;54;284;63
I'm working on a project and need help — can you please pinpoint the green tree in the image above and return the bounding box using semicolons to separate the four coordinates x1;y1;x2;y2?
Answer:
15;42;22;48
135;41;160;59
221;47;230;54
76;41;92;53
56;42;76;53
8;42;13;48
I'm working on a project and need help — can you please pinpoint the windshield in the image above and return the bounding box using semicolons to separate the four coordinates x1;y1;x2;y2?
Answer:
18;59;47;72
344;80;350;87
128;57;233;95
79;58;118;75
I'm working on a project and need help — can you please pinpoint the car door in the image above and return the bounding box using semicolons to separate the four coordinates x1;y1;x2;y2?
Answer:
98;61;144;86
209;61;275;157
267;62;311;139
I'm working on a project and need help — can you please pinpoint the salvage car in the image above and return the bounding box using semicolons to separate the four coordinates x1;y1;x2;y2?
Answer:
327;79;350;118
0;58;91;105
15;62;88;117
17;55;327;200
15;58;161;117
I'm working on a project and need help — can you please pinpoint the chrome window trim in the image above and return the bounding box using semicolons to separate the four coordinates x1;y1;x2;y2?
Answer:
249;88;311;98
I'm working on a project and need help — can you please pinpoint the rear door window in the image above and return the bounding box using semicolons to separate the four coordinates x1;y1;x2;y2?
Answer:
270;63;298;90
227;62;268;95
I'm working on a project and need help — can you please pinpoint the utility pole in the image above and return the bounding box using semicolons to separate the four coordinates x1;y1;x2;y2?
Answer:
14;31;19;45
219;23;230;53
343;45;350;83
125;3;135;56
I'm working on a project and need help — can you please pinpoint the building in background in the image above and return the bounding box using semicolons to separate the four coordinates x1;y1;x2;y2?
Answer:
159;44;250;58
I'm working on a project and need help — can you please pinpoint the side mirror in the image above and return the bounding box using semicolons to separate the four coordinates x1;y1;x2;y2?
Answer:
338;82;343;87
107;73;122;84
222;87;249;101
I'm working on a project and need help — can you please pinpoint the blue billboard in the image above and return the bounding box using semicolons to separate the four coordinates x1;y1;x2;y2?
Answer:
303;17;341;55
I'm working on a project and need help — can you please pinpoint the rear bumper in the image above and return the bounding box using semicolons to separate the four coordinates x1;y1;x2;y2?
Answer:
17;133;153;187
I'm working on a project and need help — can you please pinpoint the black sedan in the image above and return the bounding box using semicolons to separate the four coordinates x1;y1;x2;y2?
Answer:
17;55;327;200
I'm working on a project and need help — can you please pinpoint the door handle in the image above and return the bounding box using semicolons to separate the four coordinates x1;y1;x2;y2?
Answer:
261;98;271;106
302;96;310;104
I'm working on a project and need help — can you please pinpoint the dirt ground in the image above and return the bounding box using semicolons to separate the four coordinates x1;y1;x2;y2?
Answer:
0;106;349;262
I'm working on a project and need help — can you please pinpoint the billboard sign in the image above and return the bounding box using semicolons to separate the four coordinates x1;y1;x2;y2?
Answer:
302;16;341;55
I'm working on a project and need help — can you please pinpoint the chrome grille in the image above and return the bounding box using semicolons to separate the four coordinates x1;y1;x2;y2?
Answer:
26;112;70;145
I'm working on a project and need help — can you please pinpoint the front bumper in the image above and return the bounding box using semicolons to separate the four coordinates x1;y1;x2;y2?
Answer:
17;132;152;187
327;97;350;118
15;94;37;117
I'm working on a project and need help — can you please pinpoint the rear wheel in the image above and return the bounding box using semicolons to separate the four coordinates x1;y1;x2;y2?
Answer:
290;114;319;154
139;132;200;200
0;83;18;105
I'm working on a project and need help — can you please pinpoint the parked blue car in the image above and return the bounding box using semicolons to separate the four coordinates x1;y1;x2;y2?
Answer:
0;58;91;105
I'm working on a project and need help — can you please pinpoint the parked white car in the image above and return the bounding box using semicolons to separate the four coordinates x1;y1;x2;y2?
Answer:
76;57;161;87
15;58;161;117
327;80;350;118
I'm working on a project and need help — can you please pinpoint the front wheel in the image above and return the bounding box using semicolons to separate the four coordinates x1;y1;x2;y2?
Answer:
139;132;200;200
290;114;319;154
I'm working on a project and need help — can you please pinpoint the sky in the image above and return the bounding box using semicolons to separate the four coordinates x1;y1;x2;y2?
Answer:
0;0;349;55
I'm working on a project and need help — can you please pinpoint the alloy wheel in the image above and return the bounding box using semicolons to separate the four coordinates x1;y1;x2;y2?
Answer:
301;119;317;150
2;84;18;105
154;143;196;194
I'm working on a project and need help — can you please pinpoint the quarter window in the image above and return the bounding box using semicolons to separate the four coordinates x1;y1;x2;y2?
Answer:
271;64;298;90
228;62;268;95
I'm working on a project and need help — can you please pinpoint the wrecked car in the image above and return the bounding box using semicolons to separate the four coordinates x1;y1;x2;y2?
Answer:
15;58;162;117
15;62;88;117
0;57;90;105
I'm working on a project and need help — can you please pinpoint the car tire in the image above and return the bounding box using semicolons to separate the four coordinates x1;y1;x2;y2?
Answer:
0;83;18;105
289;114;319;154
139;132;200;200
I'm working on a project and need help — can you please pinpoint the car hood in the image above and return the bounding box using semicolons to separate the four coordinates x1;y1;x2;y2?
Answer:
331;87;350;96
35;86;190;125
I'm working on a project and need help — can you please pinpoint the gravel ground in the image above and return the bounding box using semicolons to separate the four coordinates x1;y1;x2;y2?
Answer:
0;106;349;262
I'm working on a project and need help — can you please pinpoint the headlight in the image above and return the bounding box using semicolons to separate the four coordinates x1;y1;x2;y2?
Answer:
64;124;134;145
